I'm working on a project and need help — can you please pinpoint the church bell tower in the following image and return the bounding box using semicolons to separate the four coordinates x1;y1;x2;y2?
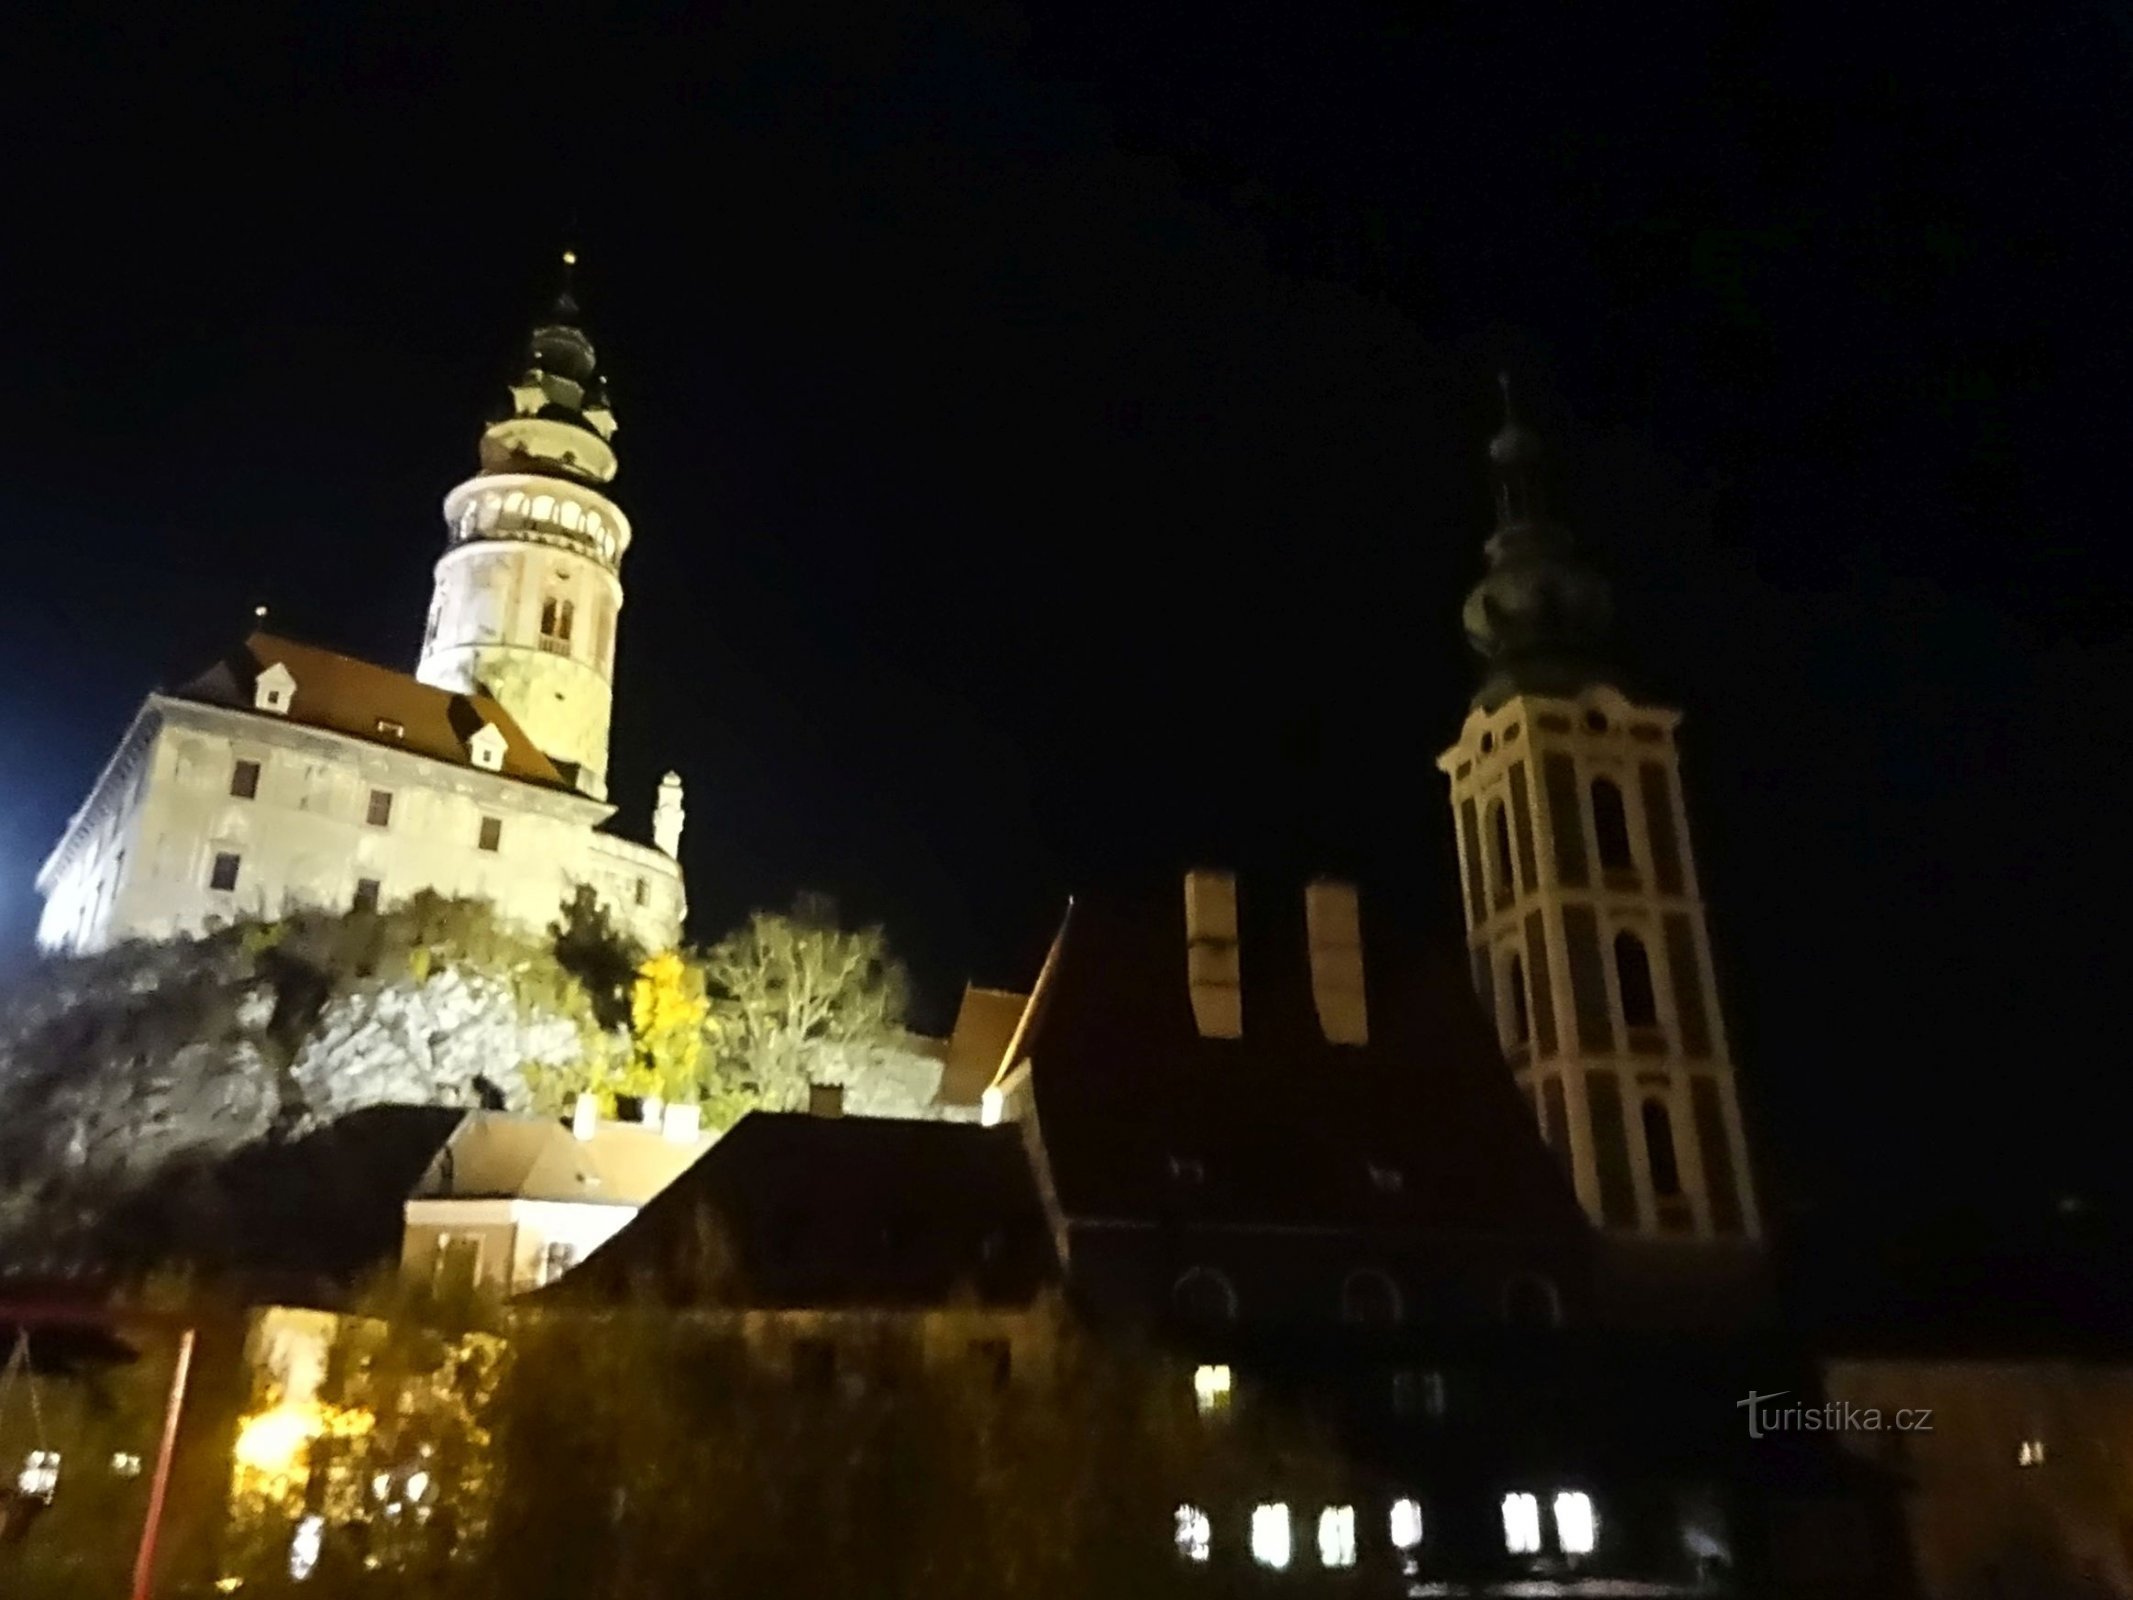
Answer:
417;252;630;799
1436;385;1761;1245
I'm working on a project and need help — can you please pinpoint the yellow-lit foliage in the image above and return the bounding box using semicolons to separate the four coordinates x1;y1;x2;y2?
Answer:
231;1398;376;1503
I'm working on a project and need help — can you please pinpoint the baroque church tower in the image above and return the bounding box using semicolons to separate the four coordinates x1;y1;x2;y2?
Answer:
1437;388;1760;1246
418;253;631;800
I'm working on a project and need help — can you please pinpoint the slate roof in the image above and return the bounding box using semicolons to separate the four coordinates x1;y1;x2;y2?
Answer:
1018;879;1591;1241
177;632;572;789
556;1113;1057;1309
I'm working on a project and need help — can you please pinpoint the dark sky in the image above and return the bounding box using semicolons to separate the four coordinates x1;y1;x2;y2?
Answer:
3;2;2129;1225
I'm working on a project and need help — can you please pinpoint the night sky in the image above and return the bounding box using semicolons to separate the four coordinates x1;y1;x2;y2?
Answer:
4;3;2129;1231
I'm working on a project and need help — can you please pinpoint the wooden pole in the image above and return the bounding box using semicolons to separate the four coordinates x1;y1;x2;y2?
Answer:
130;1326;197;1600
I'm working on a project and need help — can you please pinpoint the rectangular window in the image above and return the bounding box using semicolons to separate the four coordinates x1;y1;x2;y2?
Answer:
1458;796;1487;925
1587;1071;1639;1227
1562;905;1615;1053
230;759;261;800
478;815;503;852
1193;1363;1233;1416
1640;763;1685;894
1317;1506;1357;1568
1509;762;1540;889
1502;1492;1543;1555
352;878;381;913
1553;1491;1597;1554
540;1241;579;1285
1542;753;1589;886
633;876;648;906
1664;915;1712;1058
209;852;240;892
1691;1076;1745;1234
366;788;394;828
432;1233;483;1294
1523;910;1558;1058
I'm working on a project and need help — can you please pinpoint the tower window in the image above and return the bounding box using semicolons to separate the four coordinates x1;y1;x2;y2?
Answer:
1174;1504;1212;1562
1173;1266;1238;1324
1251;1504;1292;1570
1489;800;1516;907
366;789;394;828
1192;1364;1233;1416
1502;1492;1543;1554
1389;1498;1424;1551
352;878;381;913
1553;1491;1598;1554
1504;951;1531;1048
478;816;503;852
1614;931;1659;1030
1592;778;1635;875
540;595;575;645
1317;1505;1357;1569
230;759;261;800
208;852;240;892
1642;1098;1683;1198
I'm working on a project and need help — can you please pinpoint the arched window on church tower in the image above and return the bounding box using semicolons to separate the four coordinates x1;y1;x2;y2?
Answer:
540;595;575;649
1489;801;1515;909
1614;931;1658;1032
1592;778;1634;877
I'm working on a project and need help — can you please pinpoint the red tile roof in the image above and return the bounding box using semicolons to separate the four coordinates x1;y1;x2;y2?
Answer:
177;632;571;789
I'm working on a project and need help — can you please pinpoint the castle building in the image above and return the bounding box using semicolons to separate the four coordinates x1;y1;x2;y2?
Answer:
1437;391;1760;1257
34;260;687;955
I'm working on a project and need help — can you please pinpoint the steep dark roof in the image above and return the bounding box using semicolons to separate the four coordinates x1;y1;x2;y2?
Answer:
177;632;571;789
938;984;1026;1107
1020;879;1591;1242
558;1113;1057;1310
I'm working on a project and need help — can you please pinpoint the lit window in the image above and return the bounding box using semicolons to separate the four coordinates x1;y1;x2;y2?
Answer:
17;1450;61;1500
1553;1490;1597;1554
980;1085;1005;1127
2018;1438;2047;1467
230;759;261;799
209;852;241;892
540;1241;578;1285
367;788;394;828
1251;1503;1291;1570
1317;1505;1356;1568
1389;1497;1424;1551
1502;1491;1542;1555
1193;1364;1233;1415
289;1513;324;1582
352;878;381;914
1174;1504;1211;1563
110;1452;143;1478
478;815;503;852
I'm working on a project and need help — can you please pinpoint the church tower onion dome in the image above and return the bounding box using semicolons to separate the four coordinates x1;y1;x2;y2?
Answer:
1460;377;1614;711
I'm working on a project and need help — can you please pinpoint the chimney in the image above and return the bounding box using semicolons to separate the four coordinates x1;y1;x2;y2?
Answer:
1305;878;1369;1045
572;1092;599;1141
1183;869;1243;1038
808;1082;846;1118
661;1102;702;1143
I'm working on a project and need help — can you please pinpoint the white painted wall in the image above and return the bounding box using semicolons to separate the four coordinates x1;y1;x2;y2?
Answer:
37;697;684;955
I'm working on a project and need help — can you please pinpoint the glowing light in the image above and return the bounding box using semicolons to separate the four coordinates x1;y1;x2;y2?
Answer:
371;1472;391;1500
17;1449;60;1500
406;1468;431;1501
1193;1363;1233;1415
980;1085;1005;1126
232;1401;375;1499
1502;1491;1542;1554
1317;1504;1356;1568
288;1514;324;1582
1553;1490;1596;1554
1390;1497;1424;1551
111;1452;144;1477
2018;1438;2047;1467
1174;1503;1211;1562
1251;1503;1291;1570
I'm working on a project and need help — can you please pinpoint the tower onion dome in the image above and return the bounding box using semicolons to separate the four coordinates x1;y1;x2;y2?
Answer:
1459;377;1614;710
479;249;620;482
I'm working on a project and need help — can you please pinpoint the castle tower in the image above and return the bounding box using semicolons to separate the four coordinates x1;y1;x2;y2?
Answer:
417;252;631;799
1436;384;1761;1244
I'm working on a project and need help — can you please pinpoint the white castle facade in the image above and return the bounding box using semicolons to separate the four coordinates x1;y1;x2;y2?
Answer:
36;261;688;955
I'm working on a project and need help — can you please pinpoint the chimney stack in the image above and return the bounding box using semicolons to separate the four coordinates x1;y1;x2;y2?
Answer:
1305;878;1369;1045
1184;869;1243;1038
808;1082;846;1118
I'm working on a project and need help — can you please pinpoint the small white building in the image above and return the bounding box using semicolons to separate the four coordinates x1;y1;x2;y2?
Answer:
35;257;688;955
403;1107;717;1295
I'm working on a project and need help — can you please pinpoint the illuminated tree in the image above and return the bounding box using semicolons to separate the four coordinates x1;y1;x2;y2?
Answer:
697;895;912;1115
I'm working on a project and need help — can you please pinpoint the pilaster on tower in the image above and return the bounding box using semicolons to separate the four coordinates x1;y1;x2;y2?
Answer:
1436;381;1761;1246
417;250;631;799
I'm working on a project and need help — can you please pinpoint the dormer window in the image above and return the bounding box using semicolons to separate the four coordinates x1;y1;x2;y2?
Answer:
466;722;508;773
376;718;405;740
254;662;296;714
